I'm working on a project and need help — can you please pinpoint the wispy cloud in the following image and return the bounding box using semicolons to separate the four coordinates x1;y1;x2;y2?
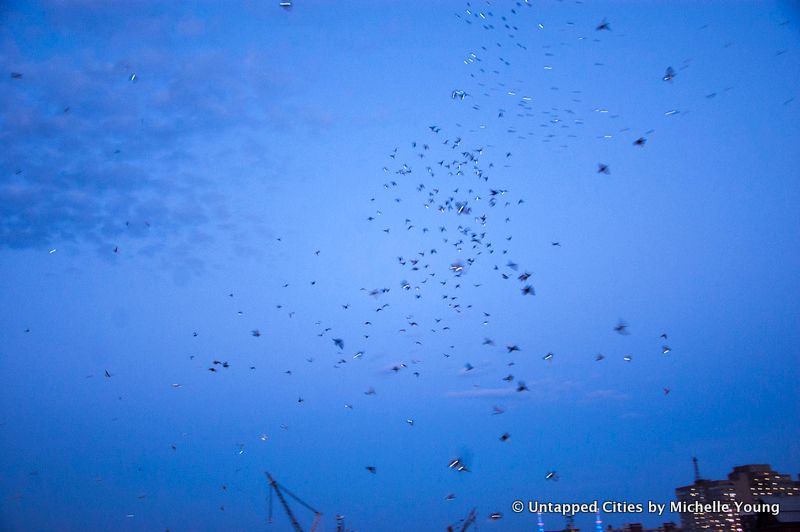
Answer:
582;389;632;402
0;2;317;260
446;378;583;400
446;387;517;398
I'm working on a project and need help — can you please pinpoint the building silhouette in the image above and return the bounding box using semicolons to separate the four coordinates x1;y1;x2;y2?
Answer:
740;495;800;532
675;459;800;532
728;465;800;505
675;458;742;532
606;522;680;532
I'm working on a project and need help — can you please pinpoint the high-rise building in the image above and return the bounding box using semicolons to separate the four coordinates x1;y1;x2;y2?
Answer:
674;460;800;532
606;522;680;532
675;478;742;532
674;458;742;532
727;465;800;504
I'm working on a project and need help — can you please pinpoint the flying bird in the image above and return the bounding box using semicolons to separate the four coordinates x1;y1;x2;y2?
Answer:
521;285;535;296
448;458;469;472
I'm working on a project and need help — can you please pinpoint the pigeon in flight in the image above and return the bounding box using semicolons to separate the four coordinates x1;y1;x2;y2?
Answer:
521;285;535;295
448;458;469;472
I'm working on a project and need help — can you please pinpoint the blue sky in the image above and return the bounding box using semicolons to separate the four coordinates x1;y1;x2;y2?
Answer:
1;1;799;531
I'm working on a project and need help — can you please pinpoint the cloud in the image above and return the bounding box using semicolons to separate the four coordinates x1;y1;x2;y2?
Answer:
446;387;517;398
0;2;315;262
583;389;632;402
446;378;583;400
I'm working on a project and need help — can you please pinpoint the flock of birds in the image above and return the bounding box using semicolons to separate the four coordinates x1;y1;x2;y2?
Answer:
15;0;795;529
269;1;681;528
23;1;682;529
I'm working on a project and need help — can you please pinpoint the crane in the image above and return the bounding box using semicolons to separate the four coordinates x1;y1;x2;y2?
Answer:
447;507;477;532
266;472;322;532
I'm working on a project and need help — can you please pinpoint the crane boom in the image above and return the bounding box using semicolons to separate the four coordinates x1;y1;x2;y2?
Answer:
460;508;477;532
447;508;477;532
266;473;304;532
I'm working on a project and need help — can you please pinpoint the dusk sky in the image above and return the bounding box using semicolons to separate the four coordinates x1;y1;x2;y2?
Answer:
1;1;799;531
